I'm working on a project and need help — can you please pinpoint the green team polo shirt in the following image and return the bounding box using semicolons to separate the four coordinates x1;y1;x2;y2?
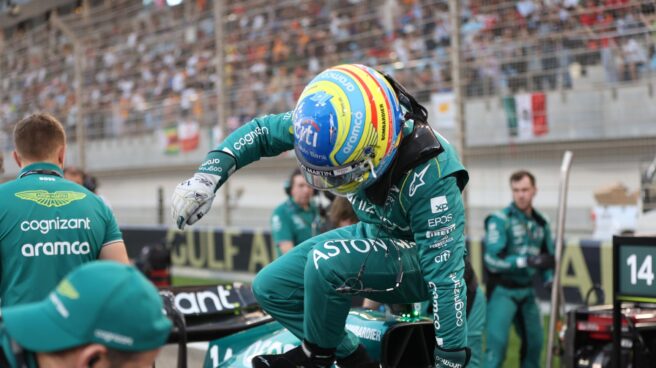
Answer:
270;198;319;256
0;163;123;307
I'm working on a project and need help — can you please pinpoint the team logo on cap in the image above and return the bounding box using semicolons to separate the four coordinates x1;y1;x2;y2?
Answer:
56;279;80;299
15;190;86;207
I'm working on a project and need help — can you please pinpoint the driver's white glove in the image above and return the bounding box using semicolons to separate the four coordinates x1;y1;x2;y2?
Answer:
171;173;220;230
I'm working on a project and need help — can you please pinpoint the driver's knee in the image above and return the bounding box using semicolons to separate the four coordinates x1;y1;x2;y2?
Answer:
252;266;275;305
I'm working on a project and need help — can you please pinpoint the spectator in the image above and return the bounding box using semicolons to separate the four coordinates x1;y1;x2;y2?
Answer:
2;0;655;136
0;113;129;307
622;36;649;80
0;261;172;367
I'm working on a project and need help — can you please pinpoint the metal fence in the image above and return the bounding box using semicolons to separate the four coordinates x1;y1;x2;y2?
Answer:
3;1;655;148
2;0;655;145
1;0;655;230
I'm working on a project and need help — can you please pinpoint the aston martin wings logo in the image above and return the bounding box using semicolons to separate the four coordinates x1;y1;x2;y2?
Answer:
15;190;86;207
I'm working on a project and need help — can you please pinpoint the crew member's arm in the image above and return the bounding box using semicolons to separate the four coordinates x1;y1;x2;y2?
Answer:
99;207;129;264
277;241;294;255
172;112;294;229
483;213;526;273
99;241;129;263
400;163;470;366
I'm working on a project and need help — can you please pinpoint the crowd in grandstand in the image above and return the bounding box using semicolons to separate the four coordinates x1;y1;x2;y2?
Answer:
1;0;656;147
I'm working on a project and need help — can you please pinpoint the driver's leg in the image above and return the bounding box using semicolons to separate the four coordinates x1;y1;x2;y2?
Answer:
303;223;428;355
252;223;366;361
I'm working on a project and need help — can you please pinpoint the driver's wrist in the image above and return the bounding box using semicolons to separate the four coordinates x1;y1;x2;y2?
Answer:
197;151;236;189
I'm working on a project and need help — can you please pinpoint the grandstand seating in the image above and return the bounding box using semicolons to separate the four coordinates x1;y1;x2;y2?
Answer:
1;0;655;150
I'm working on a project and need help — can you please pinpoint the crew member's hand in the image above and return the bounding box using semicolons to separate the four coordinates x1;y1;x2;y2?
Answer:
171;173;220;230
527;254;555;270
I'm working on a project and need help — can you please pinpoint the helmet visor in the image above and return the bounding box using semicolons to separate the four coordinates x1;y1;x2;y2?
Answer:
295;147;369;193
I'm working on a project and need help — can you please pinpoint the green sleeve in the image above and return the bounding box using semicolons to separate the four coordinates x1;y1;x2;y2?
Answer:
400;161;464;257
102;203;123;247
483;213;523;273
271;206;294;245
197;112;294;189
401;167;468;349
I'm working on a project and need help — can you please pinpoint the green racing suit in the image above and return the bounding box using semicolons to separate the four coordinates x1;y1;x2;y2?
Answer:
198;112;470;367
483;203;555;368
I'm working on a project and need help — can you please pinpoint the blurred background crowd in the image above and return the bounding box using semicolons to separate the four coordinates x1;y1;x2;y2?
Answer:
1;0;655;148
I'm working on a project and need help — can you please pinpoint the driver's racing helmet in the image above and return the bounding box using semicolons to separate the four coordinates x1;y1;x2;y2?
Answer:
293;64;404;196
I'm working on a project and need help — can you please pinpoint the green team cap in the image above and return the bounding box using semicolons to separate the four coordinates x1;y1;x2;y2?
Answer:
2;261;172;353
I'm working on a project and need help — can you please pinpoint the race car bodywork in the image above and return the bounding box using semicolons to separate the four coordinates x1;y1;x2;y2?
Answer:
161;283;437;368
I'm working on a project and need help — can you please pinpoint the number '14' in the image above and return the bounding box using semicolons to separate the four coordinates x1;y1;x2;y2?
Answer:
627;254;654;286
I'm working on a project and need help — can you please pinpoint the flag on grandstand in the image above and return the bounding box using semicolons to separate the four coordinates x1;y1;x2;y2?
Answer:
430;92;455;128
178;120;200;152
503;93;548;139
161;126;179;155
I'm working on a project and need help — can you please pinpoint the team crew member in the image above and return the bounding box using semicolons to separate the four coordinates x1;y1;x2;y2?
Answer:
0;113;129;307
328;197;359;228
0;261;172;368
271;168;322;256
484;170;555;368
172;64;471;367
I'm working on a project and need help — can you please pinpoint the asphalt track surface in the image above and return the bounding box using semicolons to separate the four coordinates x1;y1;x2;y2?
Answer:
156;343;208;367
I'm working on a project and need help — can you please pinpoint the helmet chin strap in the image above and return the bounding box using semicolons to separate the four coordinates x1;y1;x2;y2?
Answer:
366;157;378;179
